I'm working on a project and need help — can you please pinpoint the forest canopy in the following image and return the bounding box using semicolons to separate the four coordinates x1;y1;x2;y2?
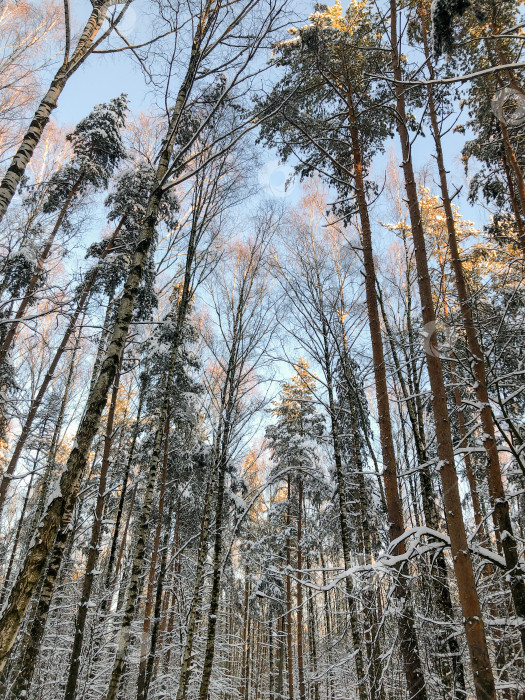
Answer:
0;0;524;698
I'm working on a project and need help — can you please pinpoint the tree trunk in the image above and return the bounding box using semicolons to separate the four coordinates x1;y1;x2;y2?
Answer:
173;148;235;697
103;384;144;606
140;495;174;700
501;152;525;255
286;477;294;700
277;614;285;700
500;117;525;229
295;479;306;700
321;334;369;700
345;83;427;699
104;353;177;700
5;496;82;698
420;12;525;653
306;557;320;700
453;379;487;537
0;467;36;609
63;361;122;699
269;617;275;700
0;28;203;668
239;571;251;700
319;551;334;700
389;3;496;695
175;475;214;700
197;448;229;700
198;241;260;699
0;219;124;520
351;419;387;700
0;176;83;366
136;414;169;700
0;3;110;223
377;283;466;694
25;319;84;545
162;497;181;672
244;604;253;700
313;259;370;700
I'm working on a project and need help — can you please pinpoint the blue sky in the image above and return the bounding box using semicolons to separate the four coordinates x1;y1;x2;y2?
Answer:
54;1;153;124
54;0;488;229
10;0;499;482
49;0;494;394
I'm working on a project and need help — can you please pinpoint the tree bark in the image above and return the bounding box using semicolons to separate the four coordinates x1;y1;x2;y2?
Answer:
5;494;82;698
104;336;180;700
0;2;112;223
345;84;427;699
389;3;496;695
306;556;320;700
139;496;174;700
0;176;83;367
0;219;124;519
286;476;294;700
175;475;214;700
0;25;202;669
196;455;227;700
295;479;306;700
0;466;36;609
501;152;525;255
63;361;122;699
377;283;466;695
239;571;251;700
321;326;369;700
420;12;525;653
136;414;169;700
